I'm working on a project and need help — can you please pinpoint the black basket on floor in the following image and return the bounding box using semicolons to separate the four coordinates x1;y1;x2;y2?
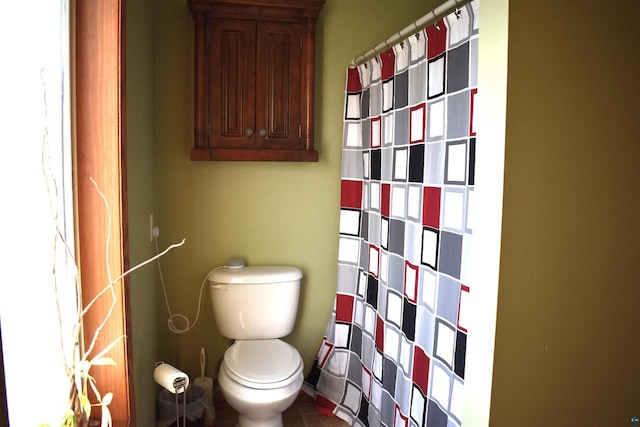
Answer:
156;385;207;427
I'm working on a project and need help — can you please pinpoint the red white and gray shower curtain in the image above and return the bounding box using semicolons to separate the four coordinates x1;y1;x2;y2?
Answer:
304;2;479;426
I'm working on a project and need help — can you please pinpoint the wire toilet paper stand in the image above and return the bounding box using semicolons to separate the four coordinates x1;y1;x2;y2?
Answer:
154;362;189;427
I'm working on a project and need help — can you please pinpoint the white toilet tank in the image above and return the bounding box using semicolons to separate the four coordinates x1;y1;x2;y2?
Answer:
208;264;302;340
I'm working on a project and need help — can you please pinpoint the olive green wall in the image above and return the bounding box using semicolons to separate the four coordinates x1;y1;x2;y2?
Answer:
490;0;640;425
150;0;441;384
126;0;161;425
127;0;640;424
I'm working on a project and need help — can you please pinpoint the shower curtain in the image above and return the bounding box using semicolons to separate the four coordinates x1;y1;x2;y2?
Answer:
303;2;479;426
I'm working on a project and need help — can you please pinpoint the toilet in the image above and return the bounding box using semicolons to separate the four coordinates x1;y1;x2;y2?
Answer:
208;261;304;427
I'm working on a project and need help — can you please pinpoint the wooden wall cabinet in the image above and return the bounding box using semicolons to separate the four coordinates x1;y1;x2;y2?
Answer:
188;0;325;161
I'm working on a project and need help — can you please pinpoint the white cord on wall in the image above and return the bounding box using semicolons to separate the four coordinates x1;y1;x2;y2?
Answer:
154;236;224;334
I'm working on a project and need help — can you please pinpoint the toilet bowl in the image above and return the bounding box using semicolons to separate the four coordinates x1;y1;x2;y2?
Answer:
217;339;303;427
207;263;304;427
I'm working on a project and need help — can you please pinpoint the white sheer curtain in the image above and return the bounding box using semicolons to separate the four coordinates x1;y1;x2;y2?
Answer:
0;0;75;425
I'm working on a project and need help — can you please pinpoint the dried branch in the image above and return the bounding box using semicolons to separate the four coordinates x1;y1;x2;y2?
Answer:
39;70;186;425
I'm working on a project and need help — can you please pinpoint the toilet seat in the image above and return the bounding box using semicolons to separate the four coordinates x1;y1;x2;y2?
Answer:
223;339;303;390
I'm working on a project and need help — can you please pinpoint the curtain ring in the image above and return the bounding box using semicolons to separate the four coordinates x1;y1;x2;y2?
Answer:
454;8;462;20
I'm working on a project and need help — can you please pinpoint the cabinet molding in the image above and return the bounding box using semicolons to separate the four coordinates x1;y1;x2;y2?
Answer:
188;0;325;162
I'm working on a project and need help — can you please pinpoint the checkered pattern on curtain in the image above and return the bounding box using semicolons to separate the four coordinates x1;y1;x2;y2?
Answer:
303;2;479;426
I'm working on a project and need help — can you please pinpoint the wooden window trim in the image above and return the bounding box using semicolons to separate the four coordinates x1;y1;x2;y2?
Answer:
75;0;133;424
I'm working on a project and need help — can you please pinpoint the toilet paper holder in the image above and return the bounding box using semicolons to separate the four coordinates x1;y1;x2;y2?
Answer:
154;361;189;394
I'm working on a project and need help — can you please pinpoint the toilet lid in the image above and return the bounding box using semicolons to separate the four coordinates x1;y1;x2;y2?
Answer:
223;340;302;388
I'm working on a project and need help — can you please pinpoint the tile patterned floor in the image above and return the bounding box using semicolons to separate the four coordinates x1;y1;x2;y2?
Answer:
212;390;349;427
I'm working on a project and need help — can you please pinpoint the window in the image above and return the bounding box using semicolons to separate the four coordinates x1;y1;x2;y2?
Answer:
0;0;131;424
0;0;75;424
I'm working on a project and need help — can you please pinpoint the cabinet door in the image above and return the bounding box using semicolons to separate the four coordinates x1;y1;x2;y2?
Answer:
255;21;302;151
209;18;256;149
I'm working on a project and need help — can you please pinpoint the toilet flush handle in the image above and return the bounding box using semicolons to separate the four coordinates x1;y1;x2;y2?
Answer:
210;283;228;291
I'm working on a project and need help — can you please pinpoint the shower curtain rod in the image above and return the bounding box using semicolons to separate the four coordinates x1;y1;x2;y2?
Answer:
350;0;470;66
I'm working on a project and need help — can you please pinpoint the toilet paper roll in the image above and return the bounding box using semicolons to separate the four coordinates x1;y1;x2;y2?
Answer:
154;363;189;394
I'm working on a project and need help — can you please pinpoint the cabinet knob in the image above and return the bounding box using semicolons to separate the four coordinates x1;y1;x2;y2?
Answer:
259;129;267;137
245;128;254;136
